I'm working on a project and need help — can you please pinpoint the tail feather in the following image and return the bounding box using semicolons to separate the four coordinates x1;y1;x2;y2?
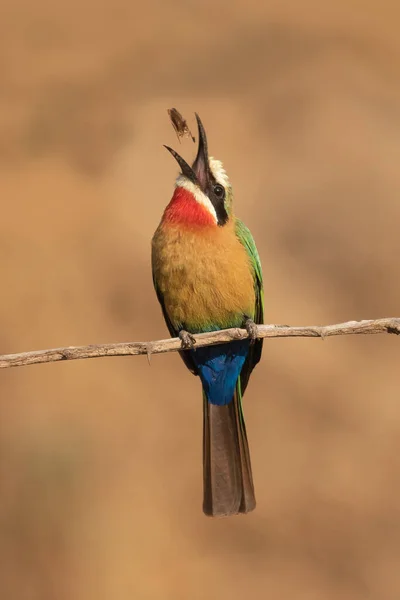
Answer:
202;382;256;517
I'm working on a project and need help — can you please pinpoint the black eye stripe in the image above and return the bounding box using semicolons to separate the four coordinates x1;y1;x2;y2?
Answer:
207;175;228;226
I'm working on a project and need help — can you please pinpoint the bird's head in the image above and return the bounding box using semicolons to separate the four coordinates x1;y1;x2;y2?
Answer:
164;114;233;228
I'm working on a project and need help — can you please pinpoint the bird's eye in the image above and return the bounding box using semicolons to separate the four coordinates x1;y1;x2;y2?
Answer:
213;184;225;199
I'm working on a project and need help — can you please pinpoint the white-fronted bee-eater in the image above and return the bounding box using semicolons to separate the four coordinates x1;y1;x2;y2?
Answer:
151;113;264;517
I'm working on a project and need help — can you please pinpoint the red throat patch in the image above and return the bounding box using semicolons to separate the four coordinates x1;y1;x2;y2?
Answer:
162;187;216;228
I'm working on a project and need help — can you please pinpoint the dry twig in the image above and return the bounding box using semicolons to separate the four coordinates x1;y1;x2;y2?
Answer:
0;318;399;369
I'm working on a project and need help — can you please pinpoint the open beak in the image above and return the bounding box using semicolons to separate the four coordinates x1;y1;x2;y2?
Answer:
164;113;210;191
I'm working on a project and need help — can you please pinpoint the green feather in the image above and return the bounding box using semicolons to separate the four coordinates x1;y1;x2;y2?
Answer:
234;217;264;394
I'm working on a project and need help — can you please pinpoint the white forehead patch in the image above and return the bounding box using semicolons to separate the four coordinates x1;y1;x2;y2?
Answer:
175;175;218;224
208;157;231;189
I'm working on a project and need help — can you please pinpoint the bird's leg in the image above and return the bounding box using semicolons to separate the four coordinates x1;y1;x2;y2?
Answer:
179;330;197;350
243;316;258;345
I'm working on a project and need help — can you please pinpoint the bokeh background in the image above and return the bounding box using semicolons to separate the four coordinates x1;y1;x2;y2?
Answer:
1;1;400;598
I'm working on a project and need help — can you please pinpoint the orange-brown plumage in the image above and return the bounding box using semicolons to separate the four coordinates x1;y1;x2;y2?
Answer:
152;203;255;332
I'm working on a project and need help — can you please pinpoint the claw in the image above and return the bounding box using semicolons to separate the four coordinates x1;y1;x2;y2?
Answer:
244;318;258;345
179;330;197;350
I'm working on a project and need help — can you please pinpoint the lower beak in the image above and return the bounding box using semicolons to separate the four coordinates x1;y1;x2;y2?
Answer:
163;145;198;184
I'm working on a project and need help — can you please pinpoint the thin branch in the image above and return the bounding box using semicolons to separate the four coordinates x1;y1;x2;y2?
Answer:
1;318;399;370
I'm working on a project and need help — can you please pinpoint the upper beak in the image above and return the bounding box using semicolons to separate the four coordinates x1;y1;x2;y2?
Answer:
192;113;209;191
164;113;210;191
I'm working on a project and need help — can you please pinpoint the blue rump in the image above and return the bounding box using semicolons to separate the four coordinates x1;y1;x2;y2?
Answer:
191;339;250;406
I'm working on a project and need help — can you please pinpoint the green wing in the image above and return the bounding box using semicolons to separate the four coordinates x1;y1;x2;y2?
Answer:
235;218;264;395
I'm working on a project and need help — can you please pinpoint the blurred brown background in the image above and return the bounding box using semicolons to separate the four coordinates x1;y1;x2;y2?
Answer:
1;1;400;598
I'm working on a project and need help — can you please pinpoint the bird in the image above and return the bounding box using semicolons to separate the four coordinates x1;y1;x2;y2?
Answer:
151;113;264;517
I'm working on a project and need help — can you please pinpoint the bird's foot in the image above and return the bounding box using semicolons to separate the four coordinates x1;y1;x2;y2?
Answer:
244;317;258;345
179;330;197;350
